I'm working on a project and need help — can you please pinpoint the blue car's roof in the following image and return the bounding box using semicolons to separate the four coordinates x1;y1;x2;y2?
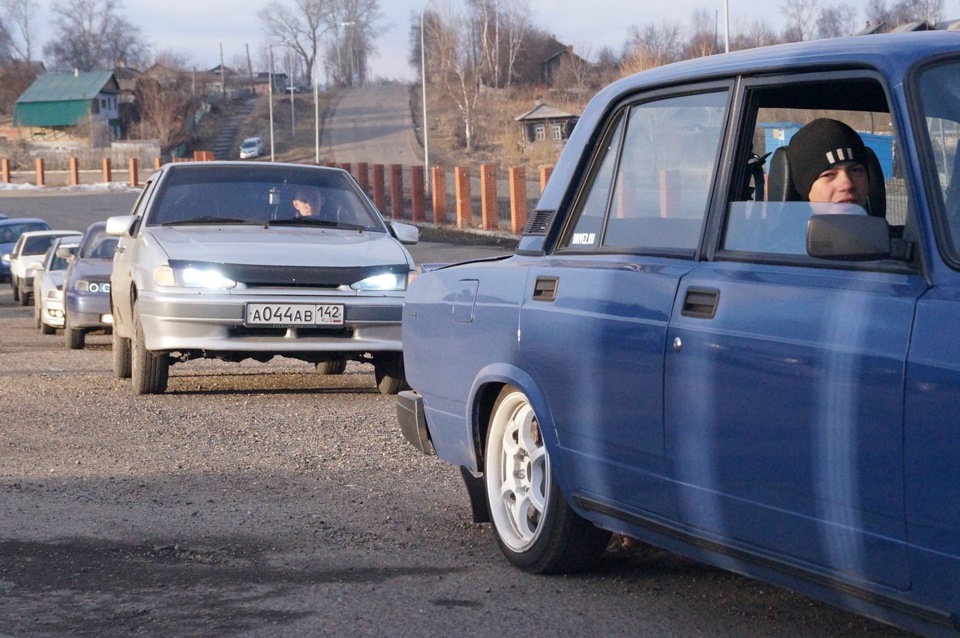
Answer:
537;32;960;215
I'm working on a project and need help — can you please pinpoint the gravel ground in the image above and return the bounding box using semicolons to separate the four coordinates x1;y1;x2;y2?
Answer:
0;282;916;637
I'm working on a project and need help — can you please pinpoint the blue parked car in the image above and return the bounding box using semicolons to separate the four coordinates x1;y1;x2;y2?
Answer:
397;32;960;636
0;218;51;283
63;221;117;349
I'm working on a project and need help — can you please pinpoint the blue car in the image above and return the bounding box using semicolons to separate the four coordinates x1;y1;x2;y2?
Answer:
0;218;51;283
398;32;960;636
63;221;117;349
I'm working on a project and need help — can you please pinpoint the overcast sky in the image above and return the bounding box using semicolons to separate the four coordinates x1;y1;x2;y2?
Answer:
27;0;840;79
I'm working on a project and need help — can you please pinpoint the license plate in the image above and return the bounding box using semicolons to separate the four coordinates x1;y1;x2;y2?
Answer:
245;303;344;326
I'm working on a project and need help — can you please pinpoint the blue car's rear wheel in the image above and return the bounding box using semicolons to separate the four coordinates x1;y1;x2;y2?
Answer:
483;385;610;574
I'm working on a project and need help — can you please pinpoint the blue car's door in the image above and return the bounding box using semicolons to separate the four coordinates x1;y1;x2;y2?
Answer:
518;88;731;516
663;207;924;588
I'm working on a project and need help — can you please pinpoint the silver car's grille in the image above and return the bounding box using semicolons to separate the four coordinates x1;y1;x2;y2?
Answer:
229;326;355;339
168;260;409;288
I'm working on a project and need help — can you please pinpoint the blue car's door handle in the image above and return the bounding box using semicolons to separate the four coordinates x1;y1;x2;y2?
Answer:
681;287;719;319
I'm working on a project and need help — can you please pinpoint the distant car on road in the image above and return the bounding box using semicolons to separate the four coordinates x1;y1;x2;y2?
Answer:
397;32;960;637
33;237;79;335
107;161;418;395
239;136;263;159
0;218;51;283
7;229;82;305
63;221;117;349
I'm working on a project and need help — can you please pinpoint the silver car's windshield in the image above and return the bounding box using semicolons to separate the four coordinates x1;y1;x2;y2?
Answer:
147;165;387;232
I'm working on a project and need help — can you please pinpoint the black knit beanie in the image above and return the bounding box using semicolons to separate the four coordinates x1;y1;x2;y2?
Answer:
785;119;867;199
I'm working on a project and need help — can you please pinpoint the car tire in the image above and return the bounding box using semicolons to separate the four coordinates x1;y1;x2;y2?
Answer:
483;385;611;574
33;298;41;329
113;327;132;380
65;315;85;349
316;358;347;375
17;279;29;306
131;300;168;394
372;353;407;395
11;276;19;302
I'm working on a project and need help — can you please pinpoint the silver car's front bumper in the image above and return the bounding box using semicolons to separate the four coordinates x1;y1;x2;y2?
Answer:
138;289;403;353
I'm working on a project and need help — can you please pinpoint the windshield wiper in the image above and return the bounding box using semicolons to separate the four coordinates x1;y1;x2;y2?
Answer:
268;217;365;232
160;216;253;226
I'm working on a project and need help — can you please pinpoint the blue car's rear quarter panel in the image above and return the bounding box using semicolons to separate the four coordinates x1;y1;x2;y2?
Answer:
403;257;528;469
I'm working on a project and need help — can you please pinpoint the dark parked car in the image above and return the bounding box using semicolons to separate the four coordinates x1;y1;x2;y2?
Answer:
63;221;117;349
397;32;960;636
0;218;51;283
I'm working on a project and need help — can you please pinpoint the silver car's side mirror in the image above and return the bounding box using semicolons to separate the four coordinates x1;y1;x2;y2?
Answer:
105;215;138;237
389;222;419;245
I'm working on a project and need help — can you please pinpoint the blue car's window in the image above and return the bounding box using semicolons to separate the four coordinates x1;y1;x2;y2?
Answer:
562;90;728;253
915;60;960;264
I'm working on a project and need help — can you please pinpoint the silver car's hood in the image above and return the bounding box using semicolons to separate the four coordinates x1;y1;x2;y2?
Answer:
147;225;413;268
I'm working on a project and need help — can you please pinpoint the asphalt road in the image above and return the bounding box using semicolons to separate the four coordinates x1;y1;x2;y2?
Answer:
0;190;917;637
321;85;424;167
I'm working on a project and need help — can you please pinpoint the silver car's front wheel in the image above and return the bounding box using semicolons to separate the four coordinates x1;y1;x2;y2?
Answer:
130;299;169;394
484;385;610;574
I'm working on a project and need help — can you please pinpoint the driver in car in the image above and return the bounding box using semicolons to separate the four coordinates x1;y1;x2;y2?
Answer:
292;187;336;222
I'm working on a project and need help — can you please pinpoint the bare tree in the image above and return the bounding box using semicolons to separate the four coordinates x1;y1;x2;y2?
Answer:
816;4;857;38
550;43;594;108
0;0;35;61
683;9;719;59
502;0;529;86
44;0;149;71
620;21;682;75
258;0;326;86
321;0;384;87
423;1;481;150
867;0;944;27
135;72;197;153
780;0;820;40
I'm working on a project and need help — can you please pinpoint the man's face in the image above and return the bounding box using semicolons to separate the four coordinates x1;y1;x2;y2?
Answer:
807;161;868;206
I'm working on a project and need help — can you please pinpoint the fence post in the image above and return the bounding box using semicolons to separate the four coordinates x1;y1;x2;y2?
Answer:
509;166;528;234
1;158;9;183
411;166;425;222
372;164;386;212
102;158;112;183
35;158;45;187
480;163;498;230
154;157;162;170
356;162;369;192
390;164;404;219
69;157;80;186
129;158;139;187
431;166;446;225
455;166;472;228
539;165;553;193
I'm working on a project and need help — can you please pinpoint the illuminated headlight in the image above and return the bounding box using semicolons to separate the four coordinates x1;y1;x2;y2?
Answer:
74;279;111;293
350;272;407;291
154;264;237;289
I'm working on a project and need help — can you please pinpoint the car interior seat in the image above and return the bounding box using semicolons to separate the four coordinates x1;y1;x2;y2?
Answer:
766;145;887;219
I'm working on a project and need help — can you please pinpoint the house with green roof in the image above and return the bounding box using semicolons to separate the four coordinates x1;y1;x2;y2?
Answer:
13;71;121;146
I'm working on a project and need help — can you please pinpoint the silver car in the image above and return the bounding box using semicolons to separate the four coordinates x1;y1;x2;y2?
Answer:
107;161;419;395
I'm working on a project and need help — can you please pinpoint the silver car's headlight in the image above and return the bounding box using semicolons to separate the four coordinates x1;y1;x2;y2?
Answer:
154;265;237;289
350;272;407;292
74;279;111;293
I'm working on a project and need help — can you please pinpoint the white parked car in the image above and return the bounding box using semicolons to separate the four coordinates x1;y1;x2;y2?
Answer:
107;161;418;395
33;237;79;334
239;136;263;159
8;229;83;305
